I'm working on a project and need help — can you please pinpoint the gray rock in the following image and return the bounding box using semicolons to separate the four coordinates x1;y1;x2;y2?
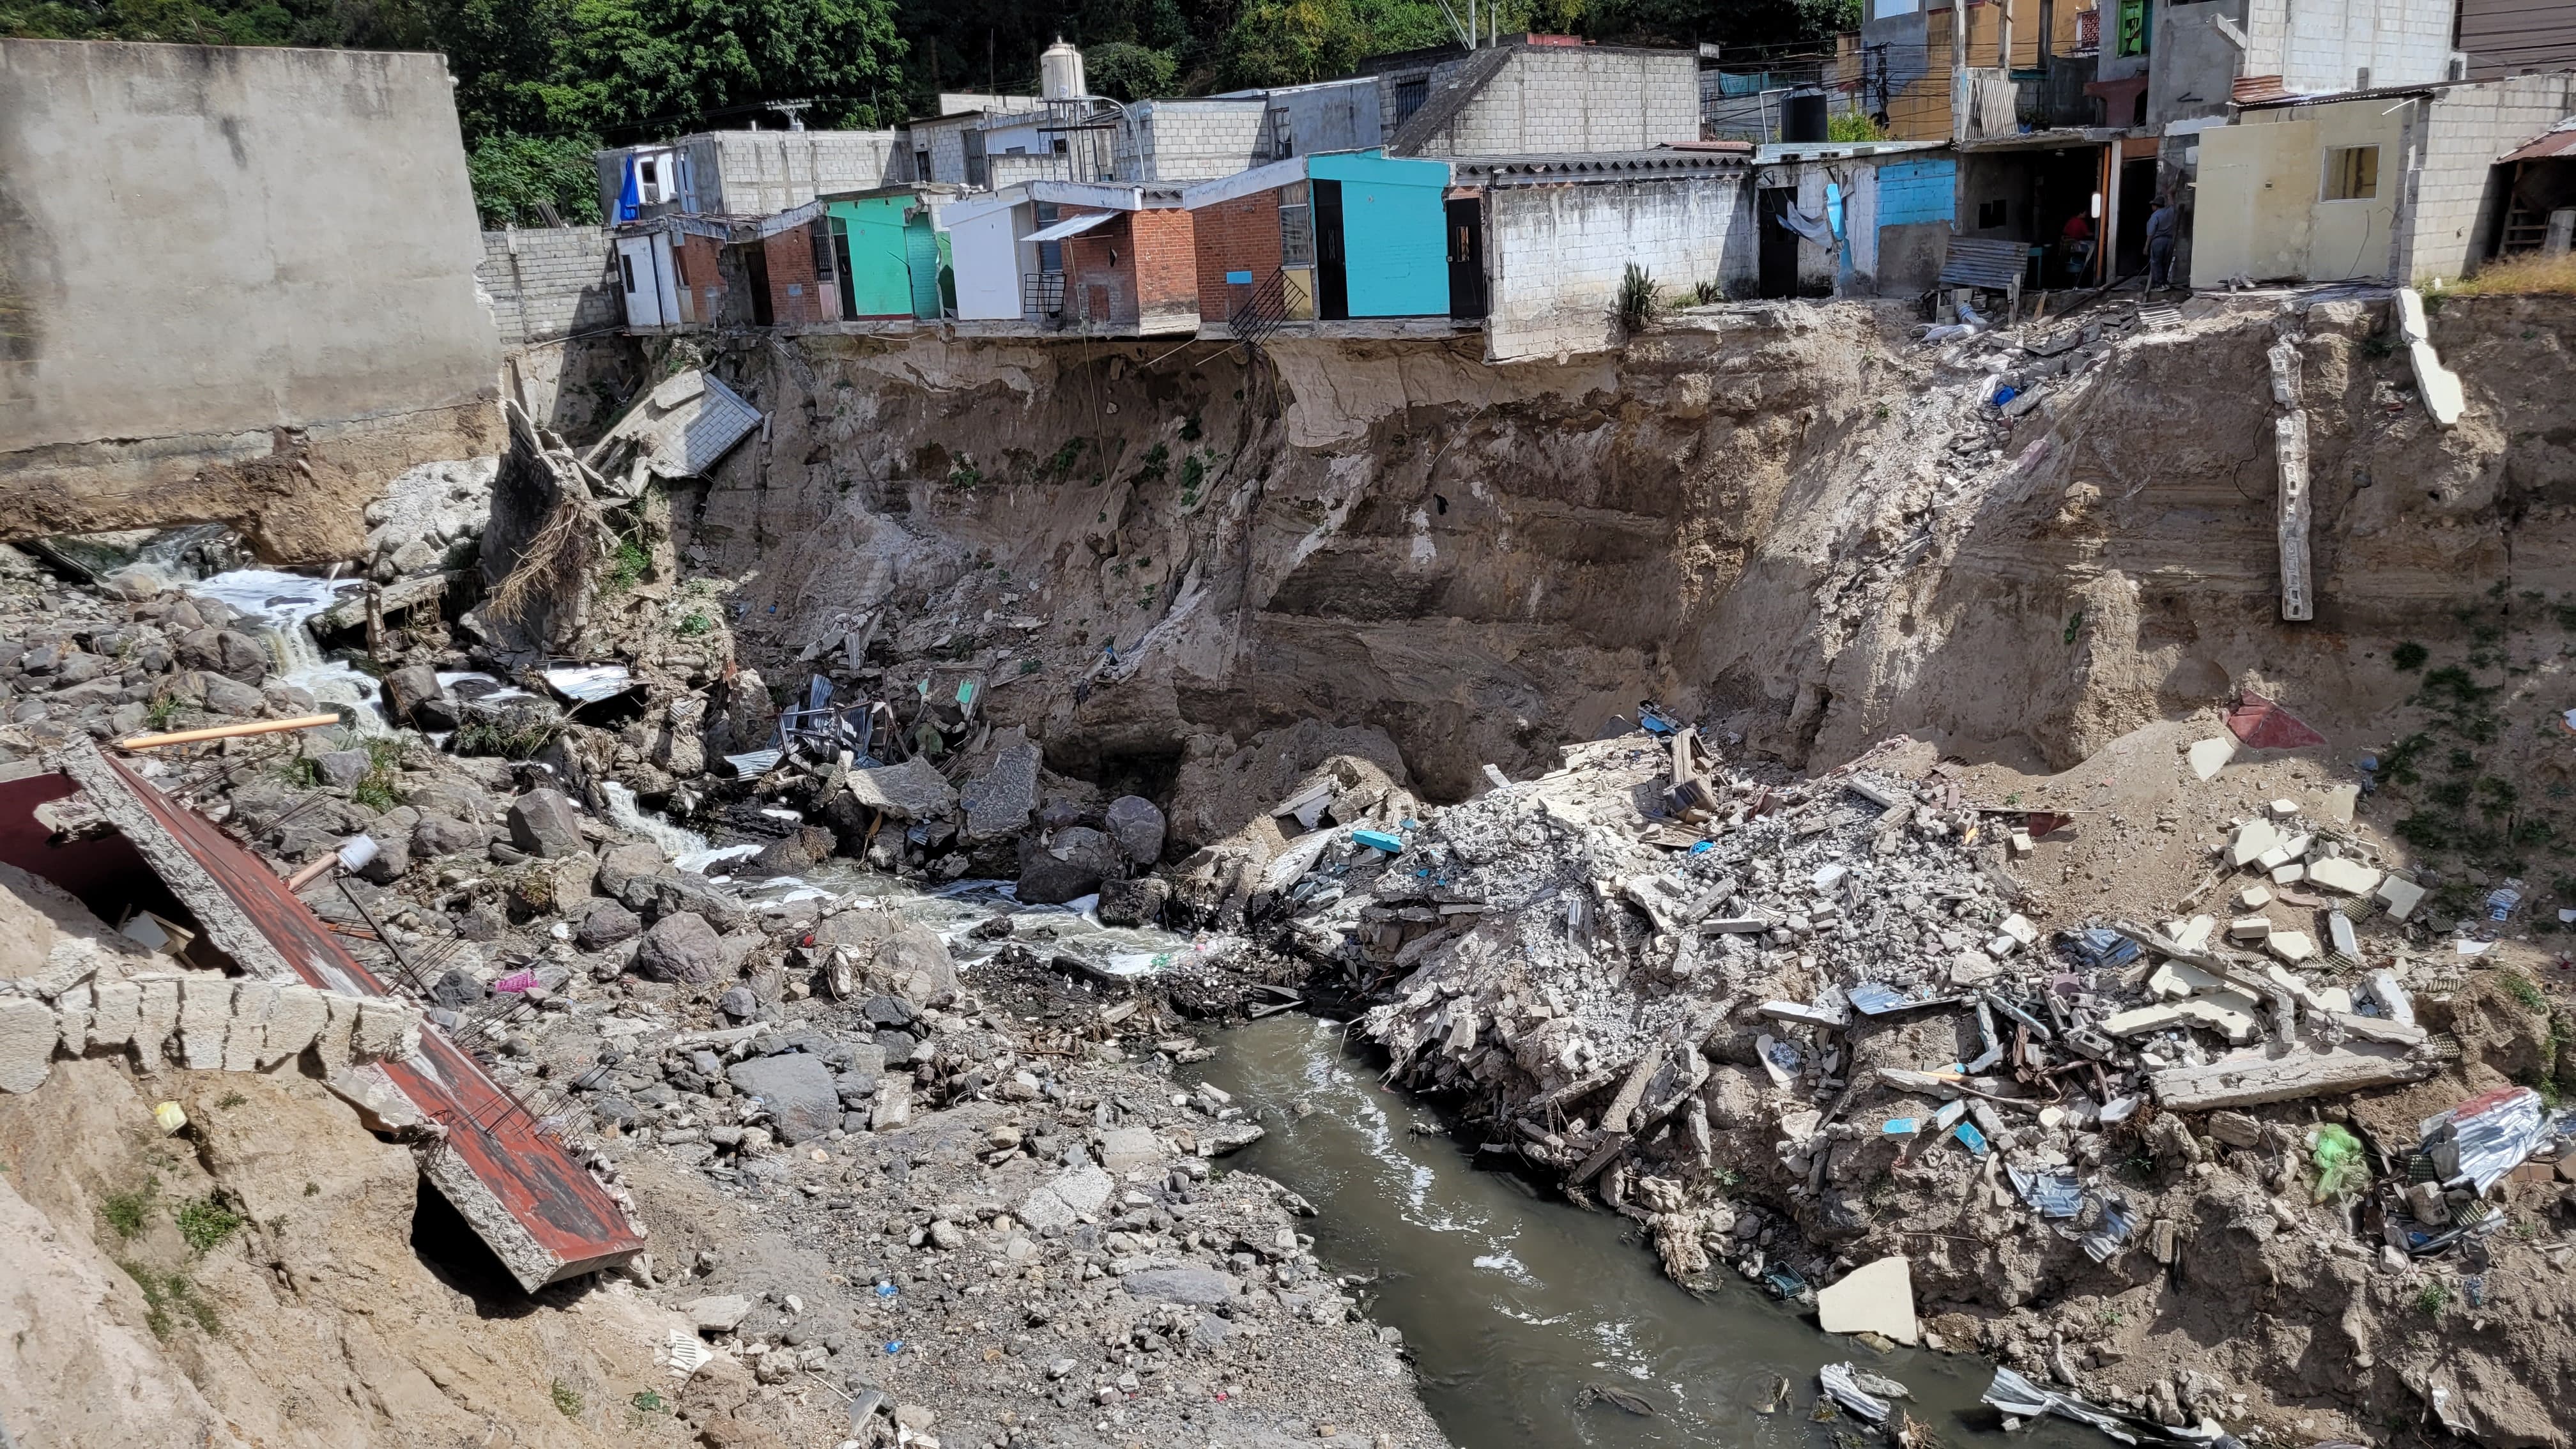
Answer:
411;815;487;858
428;967;486;1010
1103;795;1166;864
632;911;723;983
861;995;918;1029
647;874;751;933
199;671;265;718
318;749;371;791
595;839;673;906
751;833;816;875
214;629;270;685
355;830;410;884
717;985;758;1020
810;909;958;1002
845;755;958;822
961;728;1042;841
380;664;450;731
1016;827;1119;906
575;899;643;951
1096;877;1169;928
724;1054;841;1144
507;788;585;858
1120;1266;1239;1307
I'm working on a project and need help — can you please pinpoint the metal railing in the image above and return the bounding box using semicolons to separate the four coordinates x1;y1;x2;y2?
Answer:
1022;270;1065;318
1229;268;1292;346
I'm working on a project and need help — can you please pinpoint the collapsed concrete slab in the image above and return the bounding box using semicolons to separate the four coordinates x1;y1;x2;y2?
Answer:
2149;1044;2436;1111
1817;1255;1917;1345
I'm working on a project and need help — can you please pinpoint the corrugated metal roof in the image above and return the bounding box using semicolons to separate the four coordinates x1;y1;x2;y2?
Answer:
600;370;762;482
1938;236;2027;291
2502;119;2576;164
1022;210;1121;243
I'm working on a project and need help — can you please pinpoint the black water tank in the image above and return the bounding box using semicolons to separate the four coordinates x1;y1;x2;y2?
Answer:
1781;88;1829;143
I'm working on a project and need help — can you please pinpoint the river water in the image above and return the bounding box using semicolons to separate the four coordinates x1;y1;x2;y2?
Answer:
1190;1015;2100;1449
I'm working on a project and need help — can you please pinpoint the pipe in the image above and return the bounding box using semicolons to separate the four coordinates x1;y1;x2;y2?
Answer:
118;713;343;750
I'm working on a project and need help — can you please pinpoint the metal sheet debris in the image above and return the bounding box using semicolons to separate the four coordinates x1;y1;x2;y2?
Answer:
2223;691;2326;751
541;663;636;704
593;370;762;484
1983;1365;2243;1446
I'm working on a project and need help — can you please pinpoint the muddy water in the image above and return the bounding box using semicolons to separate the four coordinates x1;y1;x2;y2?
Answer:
1193;1016;2097;1449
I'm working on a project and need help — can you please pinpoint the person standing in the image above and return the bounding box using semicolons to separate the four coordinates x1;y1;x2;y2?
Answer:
2145;197;2181;291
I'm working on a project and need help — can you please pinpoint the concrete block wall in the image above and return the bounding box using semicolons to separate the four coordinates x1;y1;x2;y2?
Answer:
2244;0;2458;92
2409;75;2576;280
0;972;420;1096
1412;50;1701;157
1192;190;1286;321
478;226;621;345
706;131;901;214
1486;175;1755;361
1119;102;1269;183
1483;174;1761;358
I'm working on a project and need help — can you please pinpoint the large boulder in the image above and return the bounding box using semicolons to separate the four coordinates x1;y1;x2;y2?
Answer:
1097;876;1169;928
632;911;723;983
960;728;1042;841
810;908;958;1003
724;1054;840;1144
507;788;585;858
411;815;487;858
575;899;643;951
1016;827;1119;906
1103;795;1167;865
380;664;457;732
594;839;673;908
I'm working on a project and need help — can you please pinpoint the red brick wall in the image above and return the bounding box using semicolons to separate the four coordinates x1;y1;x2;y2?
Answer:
1060;208;1136;326
1128;208;1198;324
762;224;839;325
671;234;726;325
1190;190;1284;322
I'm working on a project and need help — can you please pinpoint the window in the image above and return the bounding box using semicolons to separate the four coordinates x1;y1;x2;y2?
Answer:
1278;181;1315;266
2324;146;2379;201
1394;76;1429;125
639;158;659;191
964;130;988;188
1977;197;2008;229
810;220;835;282
2115;0;2148;56
619;252;638;294
1034;201;1064;273
914;148;931;181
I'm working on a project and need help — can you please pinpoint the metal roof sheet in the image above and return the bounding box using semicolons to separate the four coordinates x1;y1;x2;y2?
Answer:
1022;210;1121;242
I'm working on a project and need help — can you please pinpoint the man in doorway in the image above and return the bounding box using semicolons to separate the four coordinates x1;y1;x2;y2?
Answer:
2145;196;2181;291
2058;210;2096;286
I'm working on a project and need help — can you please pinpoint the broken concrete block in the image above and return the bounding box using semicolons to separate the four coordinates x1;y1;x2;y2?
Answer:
88;979;141;1052
686;1294;754;1333
1817;1255;1917;1346
2238;884;2273;910
2008;830;2034;857
2375;875;2427;921
2207;1110;2262;1148
2170;914;2217;953
1760;1000;1851;1030
2327;912;2361;961
134;977;181;1070
2266;930;2317;964
2150;1043;2435;1110
176;977;234;1070
2187;737;2237;781
2147;962;2261;1014
2270;862;2306;886
222;979;278;1073
2267;799;2300;820
2313;783;2359;826
2230;818;2281;867
54;981;91;1055
1044;1160;1115;1218
1948;949;2000;987
2228;916;2272;942
1098;1126;1163;1176
0;997;59;1092
314;991;359;1076
258;984;329;1069
1998;914;2039;947
2105;999;2260;1045
2306;857;2382;896
351;998;417;1061
871;1079;911;1131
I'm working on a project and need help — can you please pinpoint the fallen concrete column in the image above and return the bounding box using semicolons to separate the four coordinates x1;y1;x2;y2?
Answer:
2267;335;2313;622
2149;1043;2434;1110
0;972;420;1094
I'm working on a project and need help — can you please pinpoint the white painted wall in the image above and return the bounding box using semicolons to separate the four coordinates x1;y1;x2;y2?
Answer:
1486;176;1755;362
947;199;1029;319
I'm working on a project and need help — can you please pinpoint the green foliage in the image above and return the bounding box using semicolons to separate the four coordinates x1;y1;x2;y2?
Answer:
353;736;405;811
1588;0;1856;49
120;1261;221;1340
1046;437;1087;477
176;1196;244;1256
1614;261;1659;335
1133;441;1170;484
1179;411;1202;442
455;716;552;759
1690;278;1726;305
1218;0;1450;89
2504;972;2548;1014
1087;40;1177;99
144;694;185;730
0;0;423;48
280;755;323;789
215;1091;248;1109
2414;1280;2453;1317
102;1179;157;1239
631;1389;668;1414
1825;109;1886;142
552;1380;585;1418
1180;451;1206;494
466;132;606;227
676;610;715;638
946;457;985;489
602;537;650;594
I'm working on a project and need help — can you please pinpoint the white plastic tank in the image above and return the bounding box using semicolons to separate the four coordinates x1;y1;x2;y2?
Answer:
1040;38;1085;100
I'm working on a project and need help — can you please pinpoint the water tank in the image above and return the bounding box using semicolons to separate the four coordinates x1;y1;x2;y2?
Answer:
1041;39;1085;100
1781;87;1829;144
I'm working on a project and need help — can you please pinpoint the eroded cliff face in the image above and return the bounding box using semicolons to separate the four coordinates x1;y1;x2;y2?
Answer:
664;294;2576;796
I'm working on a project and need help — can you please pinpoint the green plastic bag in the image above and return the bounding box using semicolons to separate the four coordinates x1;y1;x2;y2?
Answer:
2308;1123;2368;1202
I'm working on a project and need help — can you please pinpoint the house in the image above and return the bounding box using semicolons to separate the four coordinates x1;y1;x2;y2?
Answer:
2458;0;2576;80
824;186;966;321
612;219;731;329
905;96;1050;186
1754;140;1961;296
2491;117;2576;257
1360;36;1702;157
2189;74;2576;286
1851;0;2066;142
597;128;905;222
1184;151;1459;332
944;181;1193;329
611;204;854;330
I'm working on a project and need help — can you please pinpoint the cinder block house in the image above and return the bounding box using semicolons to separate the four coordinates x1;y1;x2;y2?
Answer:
1183;150;1459;328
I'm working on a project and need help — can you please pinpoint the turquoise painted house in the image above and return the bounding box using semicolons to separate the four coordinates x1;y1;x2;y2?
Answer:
1181;150;1466;325
1308;152;1452;319
824;188;953;321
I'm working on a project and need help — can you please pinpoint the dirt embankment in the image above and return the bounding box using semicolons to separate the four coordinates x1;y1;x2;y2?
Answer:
654;295;2575;815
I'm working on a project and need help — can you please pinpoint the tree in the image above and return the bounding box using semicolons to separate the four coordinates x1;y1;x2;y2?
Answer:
1085;40;1177;100
1215;0;1457;90
537;0;909;139
467;132;604;226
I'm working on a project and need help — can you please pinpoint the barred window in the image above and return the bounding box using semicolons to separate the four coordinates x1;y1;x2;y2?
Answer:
1278;181;1315;267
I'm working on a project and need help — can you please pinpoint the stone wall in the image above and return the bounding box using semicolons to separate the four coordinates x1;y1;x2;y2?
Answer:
0;38;500;561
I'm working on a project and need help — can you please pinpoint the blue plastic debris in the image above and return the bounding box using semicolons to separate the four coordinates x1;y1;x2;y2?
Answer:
875;1282;898;1298
884;1340;904;1354
1953;1121;1989;1156
1882;1117;1920;1136
1689;840;1715;856
2007;1164;2084;1218
1352;829;1405;855
1991;385;2018;408
2063;927;2139;970
1761;1265;1810;1300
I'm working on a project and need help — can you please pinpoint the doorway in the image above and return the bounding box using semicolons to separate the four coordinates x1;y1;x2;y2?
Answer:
1758;188;1799;300
744;243;774;326
2113;157;2156;280
1445;197;1487;319
1314;180;1349;321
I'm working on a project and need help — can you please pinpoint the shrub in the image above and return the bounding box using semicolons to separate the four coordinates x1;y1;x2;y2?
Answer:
1614;263;1660;335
